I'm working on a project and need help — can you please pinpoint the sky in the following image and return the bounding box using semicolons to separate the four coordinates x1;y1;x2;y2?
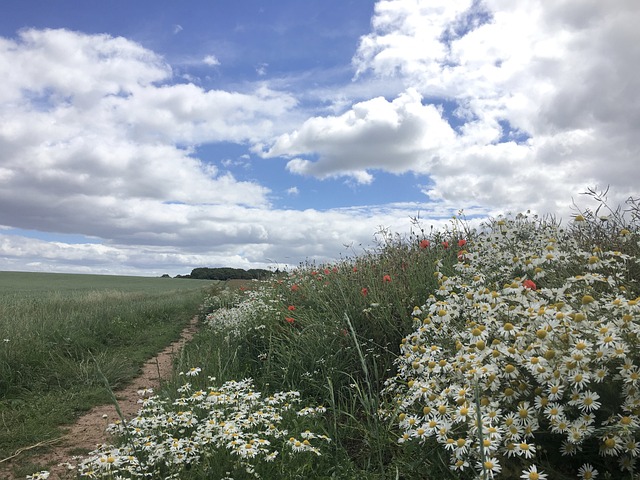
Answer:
0;0;638;276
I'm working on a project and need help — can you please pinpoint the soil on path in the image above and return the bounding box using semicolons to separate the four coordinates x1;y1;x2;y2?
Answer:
2;315;200;480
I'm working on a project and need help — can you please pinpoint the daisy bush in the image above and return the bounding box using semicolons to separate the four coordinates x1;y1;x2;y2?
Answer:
73;376;330;479
386;207;640;478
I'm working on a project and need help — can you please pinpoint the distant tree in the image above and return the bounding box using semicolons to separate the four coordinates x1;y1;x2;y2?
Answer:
185;267;272;281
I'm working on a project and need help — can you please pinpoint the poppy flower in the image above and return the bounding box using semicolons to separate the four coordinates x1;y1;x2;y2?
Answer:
442;241;450;249
383;274;392;283
419;239;430;249
285;317;295;325
361;287;368;297
324;268;330;275
287;305;296;311
352;266;358;272
291;284;300;292
523;279;537;290
458;239;467;248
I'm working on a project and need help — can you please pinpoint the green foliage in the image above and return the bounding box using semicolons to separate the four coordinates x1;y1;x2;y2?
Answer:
0;274;210;472
185;267;273;281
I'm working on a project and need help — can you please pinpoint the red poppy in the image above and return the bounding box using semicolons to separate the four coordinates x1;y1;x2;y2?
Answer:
442;241;450;249
523;279;537;290
458;239;467;248
291;284;300;292
324;268;331;275
285;317;295;324
383;274;392;283
419;239;430;249
332;267;338;273
287;305;296;311
361;287;368;297
352;266;358;272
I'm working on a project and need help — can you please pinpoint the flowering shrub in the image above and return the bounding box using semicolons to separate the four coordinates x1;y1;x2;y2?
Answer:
203;286;283;338
74;376;329;479
386;213;640;478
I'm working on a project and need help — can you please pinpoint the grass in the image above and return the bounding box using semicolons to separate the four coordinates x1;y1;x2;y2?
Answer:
15;191;640;480
0;273;215;475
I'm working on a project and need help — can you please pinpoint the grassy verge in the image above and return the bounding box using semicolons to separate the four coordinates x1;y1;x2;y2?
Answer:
0;276;213;475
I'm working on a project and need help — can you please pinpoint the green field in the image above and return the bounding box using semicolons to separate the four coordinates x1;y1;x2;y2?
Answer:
0;271;215;477
0;270;213;294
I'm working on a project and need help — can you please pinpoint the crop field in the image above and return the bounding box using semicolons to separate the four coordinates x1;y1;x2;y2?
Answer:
0;272;215;477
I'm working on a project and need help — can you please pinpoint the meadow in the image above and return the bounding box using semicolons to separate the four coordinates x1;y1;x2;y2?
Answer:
0;272;214;477
16;192;640;480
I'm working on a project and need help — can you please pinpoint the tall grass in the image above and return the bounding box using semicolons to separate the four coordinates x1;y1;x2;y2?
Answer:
0;275;213;474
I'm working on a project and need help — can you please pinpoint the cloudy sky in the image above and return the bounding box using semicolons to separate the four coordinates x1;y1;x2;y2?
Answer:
0;0;638;276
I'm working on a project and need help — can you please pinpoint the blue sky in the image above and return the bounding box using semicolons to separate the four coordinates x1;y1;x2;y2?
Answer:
0;0;638;275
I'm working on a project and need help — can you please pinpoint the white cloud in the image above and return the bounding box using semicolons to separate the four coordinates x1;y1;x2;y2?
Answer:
0;29;306;241
264;0;639;214
203;54;220;66
265;89;456;182
286;186;299;196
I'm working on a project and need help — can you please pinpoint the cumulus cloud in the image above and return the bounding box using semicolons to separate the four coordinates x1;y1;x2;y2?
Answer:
264;89;456;182
0;27;460;275
0;29;303;246
265;0;640;214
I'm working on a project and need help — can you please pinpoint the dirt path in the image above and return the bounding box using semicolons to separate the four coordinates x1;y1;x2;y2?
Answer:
1;316;200;480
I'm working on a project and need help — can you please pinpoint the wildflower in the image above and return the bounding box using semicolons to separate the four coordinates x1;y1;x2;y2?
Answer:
601;435;623;456
523;279;537;290
577;391;601;412
185;367;201;377
520;464;547;480
420;239;431;249
26;472;50;480
442;241;450;249
517;441;536;458
383;274;392;283
291;284;300;292
577;463;598;479
458;239;467;247
287;305;296;311
361;287;368;297
285;317;295;325
478;457;502;478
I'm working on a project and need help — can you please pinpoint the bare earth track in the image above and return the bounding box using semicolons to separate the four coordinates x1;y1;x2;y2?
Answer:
1;315;200;480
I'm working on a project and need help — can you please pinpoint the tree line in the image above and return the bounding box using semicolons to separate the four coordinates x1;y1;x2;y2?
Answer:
176;267;273;281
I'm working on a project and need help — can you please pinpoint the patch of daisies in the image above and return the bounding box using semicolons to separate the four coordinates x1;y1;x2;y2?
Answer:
71;376;329;479
386;213;640;479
